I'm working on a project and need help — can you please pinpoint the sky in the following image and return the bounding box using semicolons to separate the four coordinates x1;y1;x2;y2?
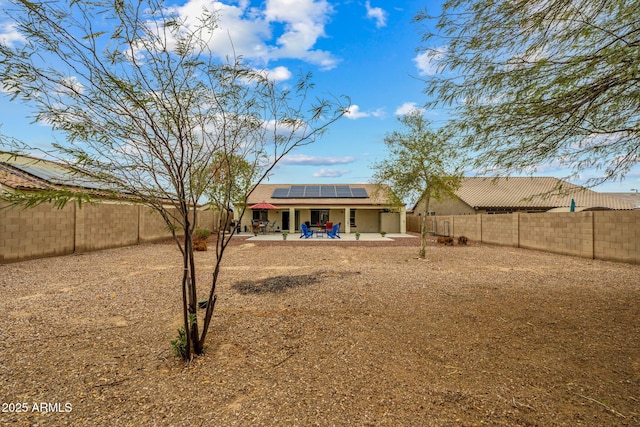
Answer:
1;0;639;194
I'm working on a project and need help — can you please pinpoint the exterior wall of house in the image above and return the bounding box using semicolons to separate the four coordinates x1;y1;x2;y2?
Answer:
240;206;392;233
416;196;476;216
355;209;379;232
380;212;400;233
408;211;639;264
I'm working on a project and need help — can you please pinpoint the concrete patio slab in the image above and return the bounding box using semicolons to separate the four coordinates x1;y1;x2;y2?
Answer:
238;232;417;241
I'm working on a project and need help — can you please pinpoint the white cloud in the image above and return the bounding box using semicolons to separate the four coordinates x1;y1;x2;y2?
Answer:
365;1;388;28
345;105;368;119
313;168;351;177
254;65;292;82
0;22;26;46
169;0;338;69
282;154;356;165
413;47;446;76
344;105;385;120
395;102;425;116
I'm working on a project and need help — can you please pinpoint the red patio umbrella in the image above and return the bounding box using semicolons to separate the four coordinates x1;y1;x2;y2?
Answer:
250;202;279;210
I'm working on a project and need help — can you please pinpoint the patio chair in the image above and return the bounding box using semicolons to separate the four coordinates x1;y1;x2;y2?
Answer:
327;223;341;239
299;223;313;239
268;221;277;233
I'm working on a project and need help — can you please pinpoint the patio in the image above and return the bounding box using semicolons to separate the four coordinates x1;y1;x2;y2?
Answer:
236;232;416;241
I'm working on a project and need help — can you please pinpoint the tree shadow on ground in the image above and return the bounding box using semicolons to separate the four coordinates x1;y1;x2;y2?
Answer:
233;272;325;294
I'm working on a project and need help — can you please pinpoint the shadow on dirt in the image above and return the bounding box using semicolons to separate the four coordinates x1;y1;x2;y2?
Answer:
233;272;325;294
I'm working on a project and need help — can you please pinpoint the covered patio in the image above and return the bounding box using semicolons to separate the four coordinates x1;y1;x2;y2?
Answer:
235;184;407;236
234;232;416;241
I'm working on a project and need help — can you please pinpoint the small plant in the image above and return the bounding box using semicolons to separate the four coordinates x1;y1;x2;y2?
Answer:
380;231;387;237
171;327;187;358
458;236;468;245
355;231;361;240
437;236;454;245
192;228;211;251
282;232;288;240
193;228;211;240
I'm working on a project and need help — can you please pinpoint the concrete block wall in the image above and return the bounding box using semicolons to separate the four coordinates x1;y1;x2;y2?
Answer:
75;203;139;252
1;201;222;263
519;212;594;259
422;211;639;264
139;206;176;242
481;215;518;247
594;211;640;263
0;201;75;262
451;215;482;242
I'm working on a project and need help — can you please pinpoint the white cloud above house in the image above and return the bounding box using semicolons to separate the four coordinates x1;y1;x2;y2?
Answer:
365;1;388;28
395;102;426;116
169;0;338;70
413;47;447;76
313;168;351;177
0;23;25;46
345;105;385;120
253;65;292;82
282;154;356;166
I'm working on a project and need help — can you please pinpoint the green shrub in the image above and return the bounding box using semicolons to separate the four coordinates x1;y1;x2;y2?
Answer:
171;327;187;358
193;228;211;240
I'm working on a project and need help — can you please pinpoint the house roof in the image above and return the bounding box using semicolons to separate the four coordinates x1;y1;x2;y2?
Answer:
246;184;395;207
447;177;636;210
606;192;640;209
0;164;49;190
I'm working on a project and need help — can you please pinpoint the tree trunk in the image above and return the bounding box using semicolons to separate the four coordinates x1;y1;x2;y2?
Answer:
419;195;431;258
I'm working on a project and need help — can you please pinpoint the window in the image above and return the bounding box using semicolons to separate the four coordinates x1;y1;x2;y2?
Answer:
350;209;356;227
310;209;330;226
252;210;268;221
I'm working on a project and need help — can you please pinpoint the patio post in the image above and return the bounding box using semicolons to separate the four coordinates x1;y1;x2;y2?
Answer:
345;207;351;234
289;207;295;231
400;206;407;234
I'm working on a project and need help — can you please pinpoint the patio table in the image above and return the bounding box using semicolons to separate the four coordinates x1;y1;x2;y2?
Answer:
314;229;326;238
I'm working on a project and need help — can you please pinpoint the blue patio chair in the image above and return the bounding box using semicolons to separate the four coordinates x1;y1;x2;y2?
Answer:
299;223;313;239
327;223;341;239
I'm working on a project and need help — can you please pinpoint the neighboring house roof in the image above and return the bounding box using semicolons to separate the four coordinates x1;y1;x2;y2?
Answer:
0;152;107;192
606;192;640;209
419;177;635;211
0;165;49;190
246;184;395;207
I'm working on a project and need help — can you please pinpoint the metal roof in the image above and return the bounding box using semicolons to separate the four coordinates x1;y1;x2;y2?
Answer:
455;177;636;210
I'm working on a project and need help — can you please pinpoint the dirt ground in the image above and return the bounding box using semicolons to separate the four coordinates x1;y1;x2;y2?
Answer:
1;236;639;426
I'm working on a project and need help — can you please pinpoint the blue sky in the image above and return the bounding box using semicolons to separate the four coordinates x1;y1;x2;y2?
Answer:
1;0;638;193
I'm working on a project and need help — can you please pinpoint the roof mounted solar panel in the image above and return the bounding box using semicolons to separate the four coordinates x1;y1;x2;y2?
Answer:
270;185;370;199
320;185;336;197
272;188;290;198
288;185;305;197
9;163;111;191
335;185;352;197
351;188;368;198
305;185;320;197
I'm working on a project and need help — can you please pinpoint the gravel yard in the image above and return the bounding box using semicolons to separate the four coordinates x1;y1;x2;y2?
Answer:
1;236;639;426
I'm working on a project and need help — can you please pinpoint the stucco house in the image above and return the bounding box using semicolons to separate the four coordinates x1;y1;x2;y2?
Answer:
236;184;406;234
411;177;636;216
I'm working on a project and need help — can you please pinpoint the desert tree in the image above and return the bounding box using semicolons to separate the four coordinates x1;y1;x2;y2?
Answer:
372;111;462;258
0;0;348;360
415;0;640;187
